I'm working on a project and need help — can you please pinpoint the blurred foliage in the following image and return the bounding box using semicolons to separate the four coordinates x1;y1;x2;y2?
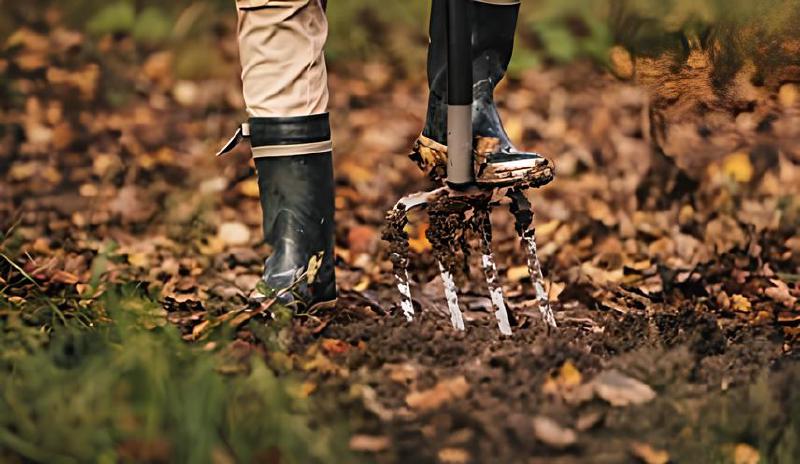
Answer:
0;247;353;464
2;0;797;78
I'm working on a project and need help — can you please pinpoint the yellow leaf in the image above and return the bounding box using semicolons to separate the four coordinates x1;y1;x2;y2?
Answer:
630;442;669;464
731;294;752;312
306;252;323;285
733;443;760;464
238;179;260;198
128;252;149;268
300;381;317;397
407;223;432;253
722;152;753;183
559;361;583;388
406;376;470;411
506;265;529;282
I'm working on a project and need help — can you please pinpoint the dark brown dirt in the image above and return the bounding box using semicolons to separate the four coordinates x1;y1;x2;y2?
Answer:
300;295;794;463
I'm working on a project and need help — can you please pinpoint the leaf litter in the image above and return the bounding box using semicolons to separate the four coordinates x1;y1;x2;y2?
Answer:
0;4;799;463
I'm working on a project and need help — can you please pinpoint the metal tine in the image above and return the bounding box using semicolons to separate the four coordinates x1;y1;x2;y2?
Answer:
508;189;558;329
385;187;449;322
475;209;513;335
385;204;415;322
396;253;415;322
438;261;466;331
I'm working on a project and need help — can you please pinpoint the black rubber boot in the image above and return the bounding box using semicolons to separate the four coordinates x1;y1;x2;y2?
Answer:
250;116;336;311
411;0;552;187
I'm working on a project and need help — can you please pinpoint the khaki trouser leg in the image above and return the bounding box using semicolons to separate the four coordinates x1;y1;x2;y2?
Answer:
236;0;329;118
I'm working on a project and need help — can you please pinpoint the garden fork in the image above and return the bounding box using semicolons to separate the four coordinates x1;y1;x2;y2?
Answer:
383;0;557;335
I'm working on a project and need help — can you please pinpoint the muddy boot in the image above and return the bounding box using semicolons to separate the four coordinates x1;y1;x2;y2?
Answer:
220;114;337;311
411;0;553;187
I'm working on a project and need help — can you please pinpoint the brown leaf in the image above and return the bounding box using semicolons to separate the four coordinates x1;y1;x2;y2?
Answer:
51;270;80;285
406;376;470;411
347;225;377;255
349;435;390;453
321;338;351;356
630;442;669;464
731;443;760;464
437;447;470;464
765;279;797;306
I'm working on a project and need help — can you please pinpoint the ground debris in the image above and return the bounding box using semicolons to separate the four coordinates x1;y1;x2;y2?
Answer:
532;416;578;449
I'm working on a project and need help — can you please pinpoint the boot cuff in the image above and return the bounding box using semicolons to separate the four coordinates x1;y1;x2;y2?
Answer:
216;113;333;158
249;113;332;157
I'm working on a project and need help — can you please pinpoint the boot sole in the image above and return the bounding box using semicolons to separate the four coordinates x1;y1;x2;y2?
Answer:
410;135;555;189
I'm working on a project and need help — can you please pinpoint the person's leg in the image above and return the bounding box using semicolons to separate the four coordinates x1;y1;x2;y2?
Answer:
223;0;335;310
411;0;551;186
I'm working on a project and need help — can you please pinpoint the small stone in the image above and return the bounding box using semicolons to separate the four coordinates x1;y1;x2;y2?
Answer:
532;416;577;449
593;369;656;407
218;222;251;247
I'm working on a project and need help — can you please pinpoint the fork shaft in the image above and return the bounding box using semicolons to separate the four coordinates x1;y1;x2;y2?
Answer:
446;0;474;187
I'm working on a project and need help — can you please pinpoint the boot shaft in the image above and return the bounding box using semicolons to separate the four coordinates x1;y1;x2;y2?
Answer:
424;0;520;143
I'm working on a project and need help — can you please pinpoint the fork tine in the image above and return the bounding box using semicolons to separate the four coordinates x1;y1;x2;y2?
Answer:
384;204;415;321
508;189;558;329
475;210;513;335
438;261;465;331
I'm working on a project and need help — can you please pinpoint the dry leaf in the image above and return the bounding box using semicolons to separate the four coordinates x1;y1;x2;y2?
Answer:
543;360;583;395
731;294;752;312
630;442;669;464
321;338;350;355
406;376;470;411
437;447;470;464
349;435;390;453
722;152;754;183
506;265;529;282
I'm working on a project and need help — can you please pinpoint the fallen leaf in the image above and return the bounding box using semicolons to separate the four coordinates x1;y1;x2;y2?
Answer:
437;447;470;464
349;435;390;453
386;363;418;384
347;225;377;255
507;265;529;282
238;179;260;198
408;223;432;253
630;442;669;464
722;152;754;183
406;376;470;411
51;270;80;285
730;443;759;464
321;338;351;356
593;369;656;407
731;294;752;312
306;252;323;284
765;279;797;306
532;416;577;449
778;83;798;108
543;360;583;395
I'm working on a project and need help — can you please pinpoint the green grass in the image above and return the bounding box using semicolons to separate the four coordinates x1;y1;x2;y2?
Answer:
0;275;353;464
